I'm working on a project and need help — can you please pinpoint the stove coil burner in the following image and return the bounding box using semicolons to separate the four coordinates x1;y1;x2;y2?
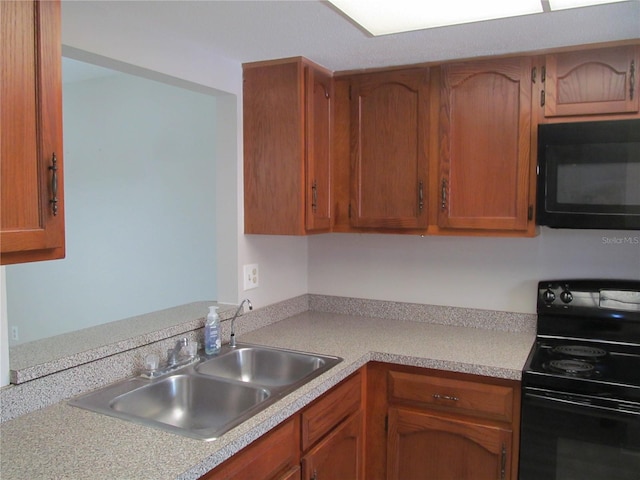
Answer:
551;345;607;360
545;359;596;377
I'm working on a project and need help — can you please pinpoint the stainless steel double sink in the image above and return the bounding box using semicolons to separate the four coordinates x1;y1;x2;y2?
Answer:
69;343;342;441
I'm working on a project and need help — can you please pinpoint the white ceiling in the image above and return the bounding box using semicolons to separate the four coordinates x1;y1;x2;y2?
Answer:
62;0;640;73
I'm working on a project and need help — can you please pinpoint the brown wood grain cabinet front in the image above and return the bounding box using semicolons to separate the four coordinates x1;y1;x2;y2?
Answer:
364;363;520;480
543;45;640;117
437;57;534;234
300;370;365;480
201;416;300;480
387;407;512;480
349;69;430;230
1;0;65;264
201;364;521;480
301;410;364;480
243;57;332;235
202;370;364;480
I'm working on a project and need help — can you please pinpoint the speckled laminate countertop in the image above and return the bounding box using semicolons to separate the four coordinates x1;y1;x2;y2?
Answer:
0;310;535;480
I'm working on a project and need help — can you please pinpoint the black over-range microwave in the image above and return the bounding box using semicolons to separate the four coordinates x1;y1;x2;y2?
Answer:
537;118;640;230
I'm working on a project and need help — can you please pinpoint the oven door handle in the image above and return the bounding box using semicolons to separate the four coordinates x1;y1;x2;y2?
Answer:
525;391;640;417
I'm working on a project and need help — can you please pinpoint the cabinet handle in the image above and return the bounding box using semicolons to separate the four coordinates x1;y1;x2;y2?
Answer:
311;468;318;480
440;179;447;211
630;60;635;100
501;443;507;480
311;181;318;213
49;153;59;216
432;393;459;402
418;181;424;211
540;89;545;107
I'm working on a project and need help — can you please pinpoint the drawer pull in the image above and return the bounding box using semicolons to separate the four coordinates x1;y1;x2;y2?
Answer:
433;393;459;402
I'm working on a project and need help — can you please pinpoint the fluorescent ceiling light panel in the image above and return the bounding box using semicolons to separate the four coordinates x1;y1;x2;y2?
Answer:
548;0;629;10
328;0;544;36
328;0;631;36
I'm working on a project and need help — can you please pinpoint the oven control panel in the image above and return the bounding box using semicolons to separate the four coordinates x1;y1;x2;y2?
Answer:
538;280;640;313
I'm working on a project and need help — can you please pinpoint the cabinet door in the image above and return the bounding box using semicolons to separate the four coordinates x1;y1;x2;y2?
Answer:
387;407;512;480
1;0;65;265
439;58;532;232
305;66;332;232
243;58;332;235
301;411;364;480
350;69;429;229
544;46;639;117
244;60;305;235
201;417;300;480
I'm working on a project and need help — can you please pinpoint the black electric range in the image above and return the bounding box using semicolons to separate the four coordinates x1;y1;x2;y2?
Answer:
519;279;640;480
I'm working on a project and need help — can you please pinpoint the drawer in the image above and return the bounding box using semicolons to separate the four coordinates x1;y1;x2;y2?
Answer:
388;371;514;422
301;371;362;451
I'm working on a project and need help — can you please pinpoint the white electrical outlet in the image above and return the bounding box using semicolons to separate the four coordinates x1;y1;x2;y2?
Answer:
11;326;19;341
243;264;259;290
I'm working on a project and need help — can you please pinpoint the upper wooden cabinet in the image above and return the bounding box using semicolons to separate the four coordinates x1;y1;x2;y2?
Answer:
543;45;639;117
349;69;430;230
243;57;332;235
438;57;533;233
245;43;638;237
1;0;65;265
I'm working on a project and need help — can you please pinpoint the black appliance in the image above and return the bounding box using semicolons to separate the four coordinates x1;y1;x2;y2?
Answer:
519;279;640;480
537;119;640;230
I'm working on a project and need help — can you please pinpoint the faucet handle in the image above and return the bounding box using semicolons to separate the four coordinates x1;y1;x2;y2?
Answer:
144;353;160;371
185;340;198;358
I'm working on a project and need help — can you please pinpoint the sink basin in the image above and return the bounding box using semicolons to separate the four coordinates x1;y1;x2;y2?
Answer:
111;374;269;431
196;344;341;387
70;373;270;441
69;343;342;441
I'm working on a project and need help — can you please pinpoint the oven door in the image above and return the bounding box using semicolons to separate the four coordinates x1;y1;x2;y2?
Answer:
519;387;640;480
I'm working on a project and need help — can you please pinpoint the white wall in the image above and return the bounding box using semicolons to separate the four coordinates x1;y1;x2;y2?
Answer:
60;6;308;312
308;228;640;314
5;71;219;344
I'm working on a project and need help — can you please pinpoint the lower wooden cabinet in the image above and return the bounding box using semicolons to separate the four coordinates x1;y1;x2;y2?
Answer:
301;411;364;480
202;370;364;480
202;364;519;480
387;407;511;480
200;416;300;480
366;362;520;480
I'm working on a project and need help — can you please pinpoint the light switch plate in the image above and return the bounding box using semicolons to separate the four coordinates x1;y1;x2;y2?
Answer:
243;264;259;290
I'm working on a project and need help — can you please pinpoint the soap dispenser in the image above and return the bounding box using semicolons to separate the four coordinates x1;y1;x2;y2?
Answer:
204;306;221;354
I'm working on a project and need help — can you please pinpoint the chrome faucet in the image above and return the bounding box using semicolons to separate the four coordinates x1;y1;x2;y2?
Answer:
167;337;188;366
229;299;253;348
141;337;200;379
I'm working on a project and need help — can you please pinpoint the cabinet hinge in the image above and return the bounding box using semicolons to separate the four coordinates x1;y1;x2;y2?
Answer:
384;415;388;433
528;205;534;221
501;443;507;480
